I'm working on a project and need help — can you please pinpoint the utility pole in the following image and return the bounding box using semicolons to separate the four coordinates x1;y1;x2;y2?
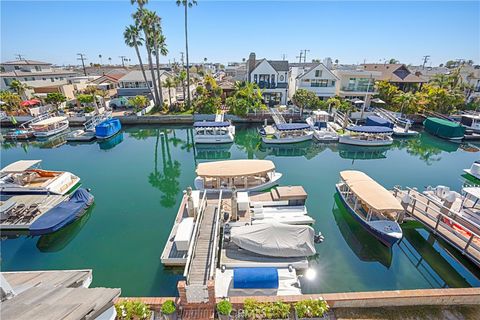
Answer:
119;56;127;68
77;53;87;76
15;54;25;60
296;51;303;64
180;52;185;67
422;55;430;69
281;54;286;61
302;49;310;63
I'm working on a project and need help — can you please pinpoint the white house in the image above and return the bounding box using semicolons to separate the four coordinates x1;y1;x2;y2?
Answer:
333;67;382;107
246;53;289;106
289;63;338;101
117;70;176;104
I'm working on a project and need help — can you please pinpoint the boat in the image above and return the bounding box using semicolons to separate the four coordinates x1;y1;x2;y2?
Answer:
339;126;394;146
423;117;465;141
306;110;339;142
335;170;403;246
29;116;69;138
0;160;80;195
66;129;96;142
4;127;35;140
464;161;480;180
459;114;480;134
194;159;282;192
393;117;418;137
95;118;122;139
193;114;235;144
67;111;114;142
260;123;313;144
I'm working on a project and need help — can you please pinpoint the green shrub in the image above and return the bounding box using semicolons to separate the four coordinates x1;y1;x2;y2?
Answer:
161;300;176;315
115;300;152;320
294;299;329;318
217;299;233;315
244;299;290;319
84;106;95;113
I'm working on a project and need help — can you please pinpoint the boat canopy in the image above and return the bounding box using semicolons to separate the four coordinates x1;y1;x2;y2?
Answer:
275;123;310;131
30;116;67;127
196;160;275;178
366;116;393;129
233;268;279;289
463;187;480;200
340;170;403;213
346;125;393;134
230;222;316;257
1;160;41;173
193;121;230;128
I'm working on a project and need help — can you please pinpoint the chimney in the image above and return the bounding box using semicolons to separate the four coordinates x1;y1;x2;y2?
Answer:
247;52;256;82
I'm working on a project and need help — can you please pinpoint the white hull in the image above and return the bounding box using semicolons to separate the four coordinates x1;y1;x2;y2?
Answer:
195;172;282;193
33;121;69;138
313;130;339;142
393;126;418;137
339;135;393;146
262;133;313;144
464;169;480;180
194;133;234;144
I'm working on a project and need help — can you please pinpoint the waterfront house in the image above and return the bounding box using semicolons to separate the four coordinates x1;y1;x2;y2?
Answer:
361;63;426;91
225;62;247;81
117;70;176;104
289;62;338;101
246;52;289;106
333;67;382;107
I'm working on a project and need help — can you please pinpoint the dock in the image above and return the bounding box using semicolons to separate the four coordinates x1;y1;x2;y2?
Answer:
394;187;480;267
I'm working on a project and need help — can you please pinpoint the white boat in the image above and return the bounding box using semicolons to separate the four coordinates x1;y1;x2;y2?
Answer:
0;160;80;195
260;123;313;144
306;110;339;142
464;160;480;180
460;114;480;133
336;170;403;246
66;129;96;142
194;114;235;144
393;118;418;137
29;115;69;138
339;125;393;146
194;159;282;192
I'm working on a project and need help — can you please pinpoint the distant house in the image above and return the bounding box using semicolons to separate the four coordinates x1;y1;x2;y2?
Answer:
289;62;338;101
117;70;175;104
361;63;426;91
246;52;289;106
333;68;382;107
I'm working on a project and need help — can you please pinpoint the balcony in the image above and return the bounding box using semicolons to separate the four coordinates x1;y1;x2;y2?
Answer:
257;81;287;89
341;86;376;93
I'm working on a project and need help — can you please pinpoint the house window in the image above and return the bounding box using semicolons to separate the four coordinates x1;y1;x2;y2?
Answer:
14;66;20;70
311;79;329;87
253;74;258;83
51;78;54;82
280;75;284;82
315;70;322;77
35;66;41;71
271;75;275;84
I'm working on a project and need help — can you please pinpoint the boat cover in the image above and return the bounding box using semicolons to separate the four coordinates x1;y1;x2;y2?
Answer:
423;117;465;139
346;125;393;134
233;268;279;289
230;222;316;257
1;160;41;173
95;118;121;138
366;116;393;128
194;121;230;128
196;160;275;178
275;123;310;131
29;188;93;236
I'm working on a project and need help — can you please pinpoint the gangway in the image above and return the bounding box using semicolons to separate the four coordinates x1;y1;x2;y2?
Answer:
83;111;112;132
269;107;286;125
375;108;399;124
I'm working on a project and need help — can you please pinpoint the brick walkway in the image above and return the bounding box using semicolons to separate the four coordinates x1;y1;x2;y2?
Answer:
181;305;215;320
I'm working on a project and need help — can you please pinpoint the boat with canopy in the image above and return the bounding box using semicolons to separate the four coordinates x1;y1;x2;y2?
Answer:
0;160;80;195
464;160;480;180
260;123;313;144
339;125;393;146
29;116;69;138
193;114;235;144
306;110;339;142
194;159;282;192
336;170;403;246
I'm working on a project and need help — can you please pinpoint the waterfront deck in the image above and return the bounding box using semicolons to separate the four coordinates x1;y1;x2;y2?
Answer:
161;196;189;266
394;187;480;267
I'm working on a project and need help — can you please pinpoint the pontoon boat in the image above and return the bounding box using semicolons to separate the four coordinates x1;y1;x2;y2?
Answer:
306;110;339;142
260;123;313;144
29;116;69;138
193;114;235;144
339;126;393;146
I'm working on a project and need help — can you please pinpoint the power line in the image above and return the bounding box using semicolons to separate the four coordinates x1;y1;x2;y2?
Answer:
77;53;87;76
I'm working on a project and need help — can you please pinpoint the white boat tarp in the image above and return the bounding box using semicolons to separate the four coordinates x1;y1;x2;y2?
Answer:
1;160;41;173
230;222;316;258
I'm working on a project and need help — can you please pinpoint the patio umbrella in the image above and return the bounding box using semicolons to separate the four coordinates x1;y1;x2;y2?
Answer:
371;98;386;104
20;99;41;107
353;99;364;104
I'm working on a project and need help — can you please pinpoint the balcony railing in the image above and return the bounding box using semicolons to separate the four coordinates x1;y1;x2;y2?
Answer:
341;86;375;92
257;81;287;89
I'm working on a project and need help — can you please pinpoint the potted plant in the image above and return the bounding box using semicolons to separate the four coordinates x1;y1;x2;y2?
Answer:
294;298;329;320
216;299;233;320
161;300;177;320
115;299;152;320
244;299;291;320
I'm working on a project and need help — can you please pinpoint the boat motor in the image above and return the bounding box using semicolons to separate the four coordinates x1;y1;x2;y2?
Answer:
314;232;324;244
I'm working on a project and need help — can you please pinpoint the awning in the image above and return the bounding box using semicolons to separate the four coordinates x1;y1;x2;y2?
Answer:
346;125;393;134
275;123;310;131
1;160;42;173
196;160;275;178
340;170;403;213
193;121;230;128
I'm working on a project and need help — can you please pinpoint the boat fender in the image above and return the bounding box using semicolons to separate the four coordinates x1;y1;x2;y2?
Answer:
288;265;293;272
445;192;456;203
86;188;91;192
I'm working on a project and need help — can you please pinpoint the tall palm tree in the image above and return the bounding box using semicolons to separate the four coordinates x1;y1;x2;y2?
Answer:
9;80;31;100
98;54;103;65
163;77;175;107
108;57;112;64
148;14;168;106
131;0;148;8
176;0;197;108
124;24;154;100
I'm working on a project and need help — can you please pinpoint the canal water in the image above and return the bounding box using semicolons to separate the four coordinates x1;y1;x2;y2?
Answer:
2;125;480;296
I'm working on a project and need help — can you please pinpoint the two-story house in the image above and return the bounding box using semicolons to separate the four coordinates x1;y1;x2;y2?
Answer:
361;63;426;91
117;70;176;104
289;62;338;101
333;67;382;107
246;53;289;106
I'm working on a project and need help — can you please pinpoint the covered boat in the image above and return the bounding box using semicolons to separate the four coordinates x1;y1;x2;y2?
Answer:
366;115;393;128
29;116;69;138
95;118;122;139
261;123;313;144
194;159;282;192
339;125;393;146
336;170;403;246
193;117;235;144
423;117;465;140
29;188;94;235
230;222;316;257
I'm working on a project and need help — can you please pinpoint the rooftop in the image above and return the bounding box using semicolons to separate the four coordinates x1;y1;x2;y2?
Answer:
118;69;171;82
362;63;426;83
1;60;51;66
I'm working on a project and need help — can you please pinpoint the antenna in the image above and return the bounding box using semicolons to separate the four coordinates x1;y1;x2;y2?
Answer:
281;54;286;61
296;51;303;64
77;53;87;76
422;55;430;69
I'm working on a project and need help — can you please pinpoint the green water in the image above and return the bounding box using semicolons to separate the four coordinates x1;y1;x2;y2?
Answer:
2;125;480;296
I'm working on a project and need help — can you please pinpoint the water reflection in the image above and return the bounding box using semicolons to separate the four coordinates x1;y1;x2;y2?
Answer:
234;126;262;159
98;132;124;150
333;194;393;268
195;143;232;160
337;144;389;163
395;133;459;165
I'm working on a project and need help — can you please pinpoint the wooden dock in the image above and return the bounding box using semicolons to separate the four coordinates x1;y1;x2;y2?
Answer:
394;187;480;267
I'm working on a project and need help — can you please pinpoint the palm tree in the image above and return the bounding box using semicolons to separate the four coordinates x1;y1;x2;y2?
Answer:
108;57;112;65
176;0;197;108
163;77;176;107
148;14;168;106
98;54;103;65
131;0;148;8
393;92;418;116
124;24;154;100
9;80;31;100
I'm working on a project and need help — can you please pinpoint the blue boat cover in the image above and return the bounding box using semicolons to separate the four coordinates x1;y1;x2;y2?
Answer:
346;125;393;134
276;123;310;131
233;268;279;289
29;188;93;236
193;121;230;128
366;116;393;128
95;118;122;138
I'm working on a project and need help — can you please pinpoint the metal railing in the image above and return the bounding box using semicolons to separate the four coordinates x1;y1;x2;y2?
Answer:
84;111;112;131
270;108;286;125
209;190;223;280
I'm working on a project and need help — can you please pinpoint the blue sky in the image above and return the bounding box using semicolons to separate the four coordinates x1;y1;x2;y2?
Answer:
1;1;479;66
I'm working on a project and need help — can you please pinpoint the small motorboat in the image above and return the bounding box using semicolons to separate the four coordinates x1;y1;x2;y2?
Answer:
306;110;339;142
464;160;480;180
4;128;35;140
95;118;122;139
193;113;235;144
